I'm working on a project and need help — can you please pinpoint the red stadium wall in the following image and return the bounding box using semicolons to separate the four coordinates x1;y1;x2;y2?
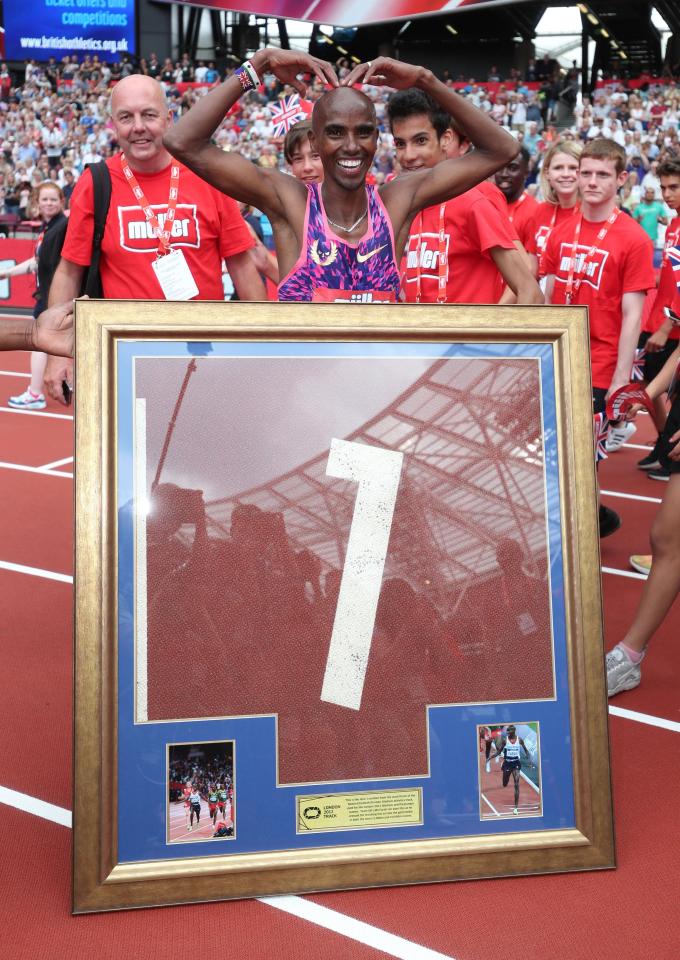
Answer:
0;239;37;311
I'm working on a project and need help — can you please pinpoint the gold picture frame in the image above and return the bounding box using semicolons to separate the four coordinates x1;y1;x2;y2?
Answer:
73;299;614;913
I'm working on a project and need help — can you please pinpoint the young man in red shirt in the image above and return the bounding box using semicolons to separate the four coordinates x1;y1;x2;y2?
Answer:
387;89;542;305
543;138;656;536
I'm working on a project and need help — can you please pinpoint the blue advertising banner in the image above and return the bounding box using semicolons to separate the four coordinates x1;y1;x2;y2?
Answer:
3;0;136;62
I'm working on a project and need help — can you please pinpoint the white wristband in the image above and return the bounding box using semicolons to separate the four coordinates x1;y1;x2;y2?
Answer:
242;59;260;88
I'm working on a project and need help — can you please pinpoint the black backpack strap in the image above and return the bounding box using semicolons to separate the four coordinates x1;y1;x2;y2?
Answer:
82;161;112;297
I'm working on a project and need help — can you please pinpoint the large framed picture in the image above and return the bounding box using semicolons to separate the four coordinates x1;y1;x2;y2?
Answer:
73;300;614;912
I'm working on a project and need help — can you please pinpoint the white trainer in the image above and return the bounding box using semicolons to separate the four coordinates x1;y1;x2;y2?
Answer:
8;387;46;410
605;420;637;452
606;643;643;697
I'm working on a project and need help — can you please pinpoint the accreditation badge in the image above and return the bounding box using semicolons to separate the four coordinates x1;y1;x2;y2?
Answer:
151;248;200;301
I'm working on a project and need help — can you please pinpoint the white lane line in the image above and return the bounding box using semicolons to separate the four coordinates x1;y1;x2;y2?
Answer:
600;489;662;504
601;566;648;581
0;406;73;421
519;770;540;794
0;560;72;583
0;370;30;378
609;705;680;734
0;785;71;827
0;460;72;478
260;896;459;960
1;789;459;960
480;792;500;816
135;398;148;723
623;443;654;451
38;456;73;470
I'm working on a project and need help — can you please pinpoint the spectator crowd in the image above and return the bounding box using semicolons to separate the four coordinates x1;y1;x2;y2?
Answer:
0;51;678;233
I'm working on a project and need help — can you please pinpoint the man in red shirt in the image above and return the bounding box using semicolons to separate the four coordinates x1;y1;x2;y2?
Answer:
494;146;539;256
636;158;680;479
43;74;266;404
543;138;655;535
387;89;542;305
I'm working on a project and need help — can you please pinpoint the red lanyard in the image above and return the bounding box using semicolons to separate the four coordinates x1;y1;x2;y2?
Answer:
537;202;579;276
120;153;180;256
415;204;447;304
564;208;620;304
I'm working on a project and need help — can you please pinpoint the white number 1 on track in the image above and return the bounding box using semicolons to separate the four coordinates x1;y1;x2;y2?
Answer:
321;439;404;711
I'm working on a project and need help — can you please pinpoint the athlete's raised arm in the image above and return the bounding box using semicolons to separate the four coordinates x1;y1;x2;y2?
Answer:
342;59;518;241
164;48;338;219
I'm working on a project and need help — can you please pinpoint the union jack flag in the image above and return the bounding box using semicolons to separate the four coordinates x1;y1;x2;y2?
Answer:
668;244;680;294
269;94;311;137
631;346;646;381
593;412;609;462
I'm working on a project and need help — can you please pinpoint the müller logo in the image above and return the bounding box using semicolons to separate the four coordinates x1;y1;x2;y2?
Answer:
556;241;610;290
405;231;449;280
117;203;200;252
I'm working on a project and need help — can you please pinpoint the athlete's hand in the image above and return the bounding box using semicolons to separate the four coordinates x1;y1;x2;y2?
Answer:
31;301;75;358
251;48;337;95
341;58;427;90
44;353;74;406
646;328;668;352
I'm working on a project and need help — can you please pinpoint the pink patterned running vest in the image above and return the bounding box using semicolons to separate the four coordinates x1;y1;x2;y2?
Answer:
278;182;400;303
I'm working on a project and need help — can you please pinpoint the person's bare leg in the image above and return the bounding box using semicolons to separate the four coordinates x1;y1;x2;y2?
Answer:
620;474;680;653
29;351;47;395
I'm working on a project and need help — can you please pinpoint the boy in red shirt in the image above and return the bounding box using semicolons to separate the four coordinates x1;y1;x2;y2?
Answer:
387;89;542;305
543;138;655;536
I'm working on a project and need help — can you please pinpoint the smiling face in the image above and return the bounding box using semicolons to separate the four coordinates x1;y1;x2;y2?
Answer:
110;75;172;173
494;154;528;202
546;150;579;203
37;184;63;222
312;88;378;190
289;137;323;184
391;113;452;171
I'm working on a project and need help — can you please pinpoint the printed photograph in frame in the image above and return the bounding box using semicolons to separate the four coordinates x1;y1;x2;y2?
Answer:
167;740;235;843
73;300;615;912
477;722;543;820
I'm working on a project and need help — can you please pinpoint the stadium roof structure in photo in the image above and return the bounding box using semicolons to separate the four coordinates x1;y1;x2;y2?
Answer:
200;354;550;614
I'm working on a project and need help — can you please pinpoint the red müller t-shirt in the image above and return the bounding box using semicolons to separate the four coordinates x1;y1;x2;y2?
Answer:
62;155;253;300
402;186;516;304
531;201;580;269
506;191;539;252
543;211;655;388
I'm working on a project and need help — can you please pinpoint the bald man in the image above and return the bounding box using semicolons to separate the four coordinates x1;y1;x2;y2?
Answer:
44;73;266;404
164;49;519;302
